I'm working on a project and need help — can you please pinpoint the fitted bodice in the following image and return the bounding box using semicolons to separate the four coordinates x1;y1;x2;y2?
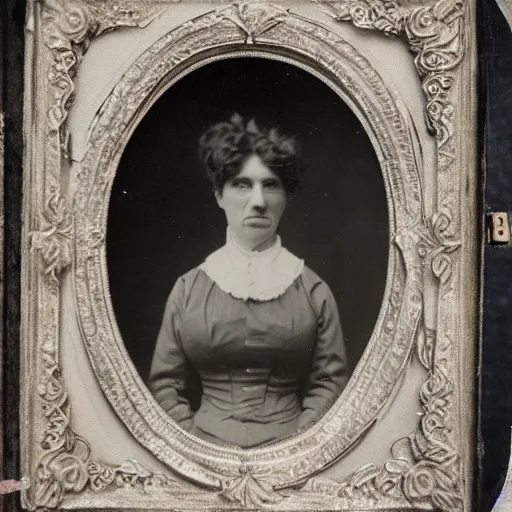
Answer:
149;267;348;448
180;272;317;371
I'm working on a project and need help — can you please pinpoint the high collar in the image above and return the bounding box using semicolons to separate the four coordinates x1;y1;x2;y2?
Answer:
199;229;304;301
226;228;282;261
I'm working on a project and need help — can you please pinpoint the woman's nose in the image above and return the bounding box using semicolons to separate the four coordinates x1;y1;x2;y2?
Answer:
249;185;267;209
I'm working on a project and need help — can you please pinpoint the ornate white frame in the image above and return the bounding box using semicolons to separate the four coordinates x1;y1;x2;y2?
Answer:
21;1;478;511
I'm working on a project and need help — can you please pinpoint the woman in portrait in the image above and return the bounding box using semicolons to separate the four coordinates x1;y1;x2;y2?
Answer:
149;114;348;448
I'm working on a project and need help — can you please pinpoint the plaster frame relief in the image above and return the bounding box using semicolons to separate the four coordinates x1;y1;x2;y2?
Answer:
21;0;478;511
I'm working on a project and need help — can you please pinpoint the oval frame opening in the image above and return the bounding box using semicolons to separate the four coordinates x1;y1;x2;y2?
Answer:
74;9;424;489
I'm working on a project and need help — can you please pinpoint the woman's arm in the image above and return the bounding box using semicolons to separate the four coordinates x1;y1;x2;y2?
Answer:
299;274;349;429
148;277;194;430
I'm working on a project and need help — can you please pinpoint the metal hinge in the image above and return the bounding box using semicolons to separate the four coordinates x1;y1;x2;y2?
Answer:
488;212;511;244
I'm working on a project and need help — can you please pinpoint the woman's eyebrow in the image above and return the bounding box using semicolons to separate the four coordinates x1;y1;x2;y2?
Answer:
262;178;281;185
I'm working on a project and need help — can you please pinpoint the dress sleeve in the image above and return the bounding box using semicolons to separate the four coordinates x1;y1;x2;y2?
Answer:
148;276;194;430
299;273;349;429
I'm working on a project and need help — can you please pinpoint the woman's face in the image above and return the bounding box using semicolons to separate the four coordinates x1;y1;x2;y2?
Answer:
216;154;287;250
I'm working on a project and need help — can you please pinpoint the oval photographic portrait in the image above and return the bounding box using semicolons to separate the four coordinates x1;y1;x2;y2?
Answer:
107;57;389;449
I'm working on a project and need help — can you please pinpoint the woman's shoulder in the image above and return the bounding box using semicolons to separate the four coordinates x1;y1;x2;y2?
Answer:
300;265;326;290
299;266;338;305
168;266;209;302
176;266;203;285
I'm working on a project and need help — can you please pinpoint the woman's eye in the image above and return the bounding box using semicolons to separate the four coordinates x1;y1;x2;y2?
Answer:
265;181;281;190
233;181;250;189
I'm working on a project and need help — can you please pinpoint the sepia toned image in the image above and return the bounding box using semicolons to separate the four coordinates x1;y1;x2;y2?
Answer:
106;57;388;448
18;0;478;510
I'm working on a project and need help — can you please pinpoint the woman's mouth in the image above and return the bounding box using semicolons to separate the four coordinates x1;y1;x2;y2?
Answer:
244;216;271;227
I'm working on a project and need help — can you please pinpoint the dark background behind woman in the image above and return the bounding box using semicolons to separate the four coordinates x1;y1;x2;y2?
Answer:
107;57;388;384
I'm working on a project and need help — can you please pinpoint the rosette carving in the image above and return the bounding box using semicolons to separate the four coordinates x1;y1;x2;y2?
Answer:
332;364;461;511
30;4;168;508
309;5;465;503
30;194;73;285
31;354;174;508
41;0;164;156
315;0;463;148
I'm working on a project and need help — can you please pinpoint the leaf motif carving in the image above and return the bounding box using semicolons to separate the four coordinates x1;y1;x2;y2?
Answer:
221;471;284;508
418;210;461;285
215;2;290;43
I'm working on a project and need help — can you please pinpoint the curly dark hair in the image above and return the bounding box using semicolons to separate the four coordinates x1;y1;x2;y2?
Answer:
199;113;300;196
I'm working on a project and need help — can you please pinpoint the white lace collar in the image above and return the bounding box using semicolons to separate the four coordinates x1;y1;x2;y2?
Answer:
199;230;304;301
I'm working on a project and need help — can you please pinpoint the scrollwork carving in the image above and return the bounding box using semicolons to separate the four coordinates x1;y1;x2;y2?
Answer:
30;194;73;285
32;351;90;509
41;0;164;157
419;210;461;285
316;0;402;36
29;4;166;507
87;459;174;493
31;355;175;508
316;0;463;149
352;370;460;510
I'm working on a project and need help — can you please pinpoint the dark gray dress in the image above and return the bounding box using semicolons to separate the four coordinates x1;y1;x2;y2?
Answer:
149;266;348;448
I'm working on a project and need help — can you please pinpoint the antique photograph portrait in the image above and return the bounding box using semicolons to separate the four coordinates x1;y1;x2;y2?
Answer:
20;1;478;511
107;58;388;448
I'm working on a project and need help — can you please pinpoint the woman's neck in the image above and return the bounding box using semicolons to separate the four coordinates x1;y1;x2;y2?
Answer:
230;232;277;252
